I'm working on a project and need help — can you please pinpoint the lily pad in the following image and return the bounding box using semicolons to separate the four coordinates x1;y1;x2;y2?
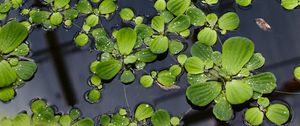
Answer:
151;109;171;126
222;37;254;75
197;28;217;46
134;103;154;121
184;57;204;74
167;15;190;33
0;21;28;54
244;72;276;94
166;0;191;16
95;60;122;80
266;104;290;125
13;61;37;80
244;107;264;126
150;36;169;54
225;80;253;104
186;81;222;106
116;28;137;55
0;60;17;87
218;12;240;31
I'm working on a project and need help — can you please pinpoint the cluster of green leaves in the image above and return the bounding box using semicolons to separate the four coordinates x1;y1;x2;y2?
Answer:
184;36;287;123
0;0;23;20
244;97;290;125
201;0;252;7
99;103;181;126
0;21;37;102
281;0;300;10
0;99;94;126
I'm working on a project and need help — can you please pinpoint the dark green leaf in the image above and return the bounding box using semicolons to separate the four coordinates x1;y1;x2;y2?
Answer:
168;15;190;33
95;60;122;80
151;109;171;126
13;61;37;80
0;60;17;87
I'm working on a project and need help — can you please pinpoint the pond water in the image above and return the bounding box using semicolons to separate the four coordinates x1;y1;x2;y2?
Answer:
1;0;300;125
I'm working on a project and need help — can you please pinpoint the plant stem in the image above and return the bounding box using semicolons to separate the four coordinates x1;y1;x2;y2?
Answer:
275;90;300;95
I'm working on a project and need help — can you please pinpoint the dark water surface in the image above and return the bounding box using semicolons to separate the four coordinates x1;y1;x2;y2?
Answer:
1;0;300;125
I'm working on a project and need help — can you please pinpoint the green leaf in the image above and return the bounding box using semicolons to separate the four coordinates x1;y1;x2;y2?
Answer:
64;9;78;20
119;8;134;21
31;99;47;114
154;0;167;11
212;51;222;66
245;53;265;71
235;0;252;6
169;40;184;55
160;10;174;23
244;72;276;94
13;61;37;80
72;118;94;126
197;28;217;46
151;109;171;126
191;42;213;63
134;103;154;121
257;97;270;108
184;57;204;74
170;117;180;125
186;81;222;106
59;115;72;126
169;65;182;76
124;55;137;64
151;16;165;33
75;33;89;47
294;66;300;80
76;0;92;14
205;0;218;5
99;0;117;14
12;113;31;126
120;70;135;84
111;114;130;126
54;0;70;9
222;37;254;75
167;15;190;33
134;24;154;39
85;14;99;27
218;12;240;31
177;54;187;65
69;108;81;120
225;80;253;104
150;36;169;54
166;0;191;16
99;115;110;126
266;104;290;125
95;60;122;80
0;1;11;13
50;12;63;26
0;118;12;126
206;13;218;28
186;7;206;26
187;73;208;85
140;75;153;88
0;60;17;87
0;87;15;102
0;21;28;54
95;36;114;53
116;28;137;55
157;70;176;87
213;96;233;121
244;107;264;126
30;10;50;24
281;0;298;10
86;89;101;103
135;49;157;62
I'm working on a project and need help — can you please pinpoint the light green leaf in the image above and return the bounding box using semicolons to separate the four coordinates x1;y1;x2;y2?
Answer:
266;104;290;125
86;89;101;103
257;97;270;108
0;60;17;87
206;13;218;28
187;73;208;85
124;55;137;64
64;9;78;20
225;80;253;104
76;0;92;14
150;36;169;54
72;118;94;126
99;115;110;126
244;107;264;126
212;51;222;66
186;7;206;26
218;12;240;31
244;72;276;94
10;0;22;8
222;37;254;75
59;115;72;126
75;33;89;47
134;103;154;121
154;0;166;11
166;0;191;16
0;21;28;54
294;66;300;80
245;53;265;71
54;0;70;9
184;57;204;74
177;54;187;65
0;87;15;102
85;14;99;27
30;10;50;24
169;40;184;55
120;70;135;84
119;8;134;21
167;15;190;33
0;1;11;13
235;0;252;6
13;61;37;80
205;0;218;5
186;81;222;106
157;70;176;87
191;42;213;63
135;49;157;62
197;28;217;46
134;24;154;39
213;96;233;121
169;65;182;76
281;0;298;10
95;60;122;80
116;28;137;55
0;118;12;126
50;12;63;26
95;36;114;53
99;0;117;14
151;109;171;126
12;113;31;126
170;117;180;126
160;10;174;23
111;114;130;126
151;16;165;33
140;75;153;88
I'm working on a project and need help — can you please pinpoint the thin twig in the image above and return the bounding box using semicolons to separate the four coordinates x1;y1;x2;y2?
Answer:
275;91;300;95
180;107;192;120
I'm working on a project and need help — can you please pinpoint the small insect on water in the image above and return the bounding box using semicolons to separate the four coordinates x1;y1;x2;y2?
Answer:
255;18;272;31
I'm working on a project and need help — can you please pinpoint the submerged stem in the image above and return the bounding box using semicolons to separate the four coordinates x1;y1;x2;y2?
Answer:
275;90;300;95
123;85;132;118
